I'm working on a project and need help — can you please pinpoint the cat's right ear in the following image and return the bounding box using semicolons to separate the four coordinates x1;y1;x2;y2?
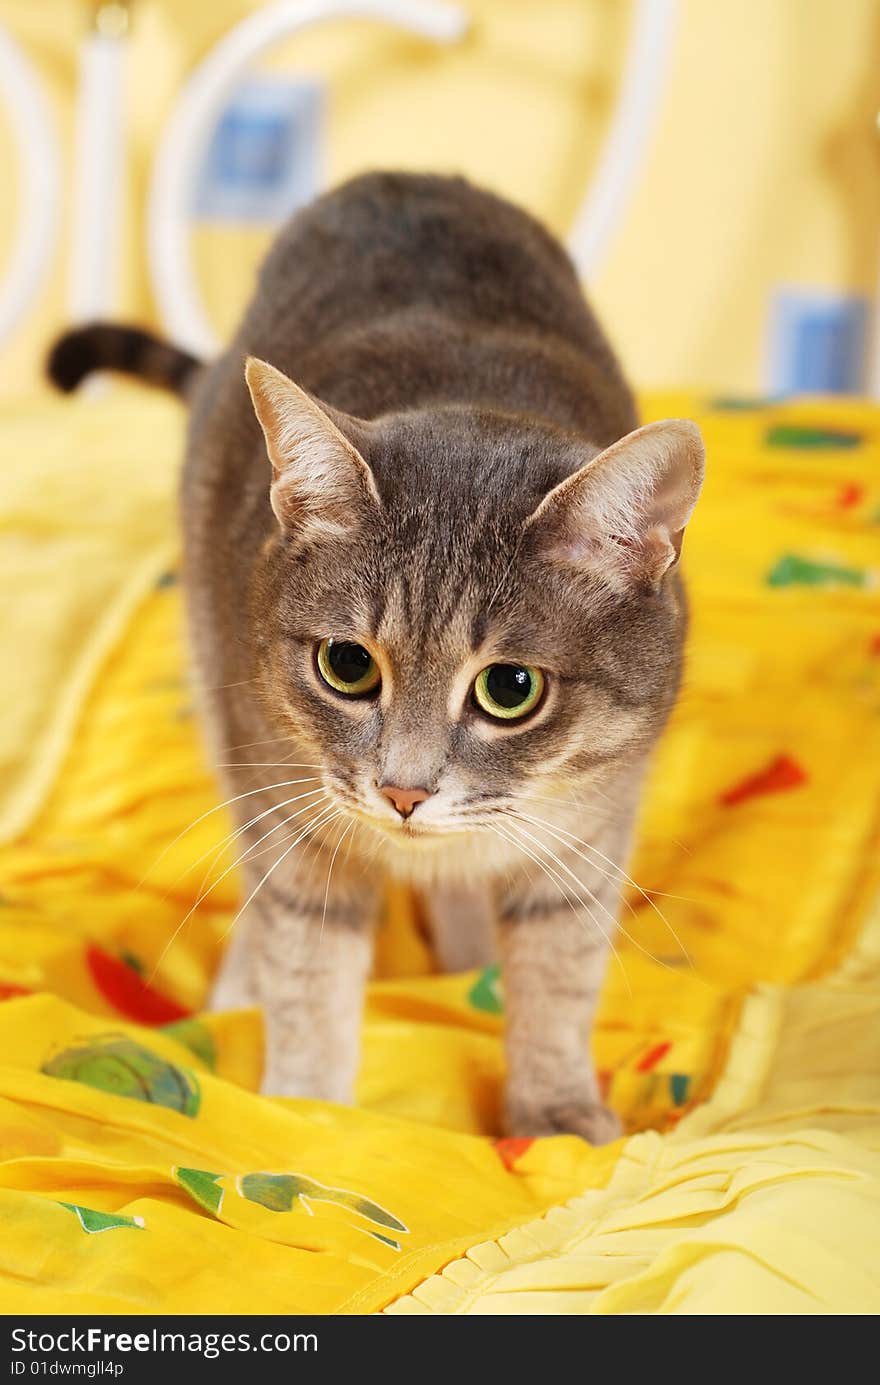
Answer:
524;419;704;592
245;357;381;536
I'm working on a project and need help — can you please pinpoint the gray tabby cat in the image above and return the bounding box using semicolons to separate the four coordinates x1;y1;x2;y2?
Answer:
50;172;704;1141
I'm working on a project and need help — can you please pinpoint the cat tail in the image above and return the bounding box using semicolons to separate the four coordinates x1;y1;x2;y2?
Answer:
47;323;202;398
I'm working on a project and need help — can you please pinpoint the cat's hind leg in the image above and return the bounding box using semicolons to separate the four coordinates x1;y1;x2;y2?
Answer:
420;881;496;973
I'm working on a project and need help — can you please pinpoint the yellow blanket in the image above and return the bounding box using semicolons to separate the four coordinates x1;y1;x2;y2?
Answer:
0;388;878;1314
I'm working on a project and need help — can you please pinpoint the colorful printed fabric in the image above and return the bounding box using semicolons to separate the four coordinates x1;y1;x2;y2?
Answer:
0;390;878;1313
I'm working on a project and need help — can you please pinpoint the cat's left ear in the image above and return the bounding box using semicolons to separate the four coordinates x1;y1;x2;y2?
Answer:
245;357;381;536
524;419;705;591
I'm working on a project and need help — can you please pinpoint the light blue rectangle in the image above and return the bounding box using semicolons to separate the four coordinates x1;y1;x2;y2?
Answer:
194;76;323;225
766;288;868;395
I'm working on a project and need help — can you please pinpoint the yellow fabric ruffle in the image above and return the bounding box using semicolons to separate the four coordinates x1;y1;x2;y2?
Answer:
386;931;880;1314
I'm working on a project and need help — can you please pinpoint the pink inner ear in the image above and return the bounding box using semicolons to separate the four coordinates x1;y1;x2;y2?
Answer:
526;419;705;591
605;525;677;587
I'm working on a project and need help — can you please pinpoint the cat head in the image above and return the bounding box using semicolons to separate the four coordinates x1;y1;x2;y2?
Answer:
245;358;704;874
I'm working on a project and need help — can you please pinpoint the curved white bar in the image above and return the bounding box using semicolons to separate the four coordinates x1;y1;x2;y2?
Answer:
568;0;678;280
148;0;469;356
68;33;129;322
0;25;61;351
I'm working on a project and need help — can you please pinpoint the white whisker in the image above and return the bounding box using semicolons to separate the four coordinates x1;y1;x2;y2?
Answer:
505;817;681;978
518;790;618;822
185;791;332;923
506;818;621;936
513;809;694;972
489;821;631;998
202;676;259;692
221;806;343;942
318;817;356;944
342;819;360;869
219;735;312;754
217;762;323;769
135;776;331;888
146;792;331;982
184;784;327;900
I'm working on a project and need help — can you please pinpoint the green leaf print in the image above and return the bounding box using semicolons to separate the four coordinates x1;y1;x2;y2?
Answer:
174;1167;225;1215
42;1035;201;1116
368;1232;402;1251
59;1202;145;1234
162;1018;217;1070
766;553;868;590
238;1172;408;1235
468;963;503;1015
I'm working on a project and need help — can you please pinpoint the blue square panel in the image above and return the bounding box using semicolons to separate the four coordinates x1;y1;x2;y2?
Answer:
767;289;868;395
194;77;323;224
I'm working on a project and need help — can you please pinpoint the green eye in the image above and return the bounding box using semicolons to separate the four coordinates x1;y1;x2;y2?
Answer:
473;664;545;721
317;638;381;697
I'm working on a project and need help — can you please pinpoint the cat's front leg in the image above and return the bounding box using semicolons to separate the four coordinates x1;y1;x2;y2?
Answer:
249;863;377;1104
499;851;624;1145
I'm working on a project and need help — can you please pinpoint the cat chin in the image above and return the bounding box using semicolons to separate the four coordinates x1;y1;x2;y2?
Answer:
361;820;515;886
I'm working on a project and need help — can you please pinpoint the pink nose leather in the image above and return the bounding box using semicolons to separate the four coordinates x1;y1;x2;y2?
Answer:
380;784;431;818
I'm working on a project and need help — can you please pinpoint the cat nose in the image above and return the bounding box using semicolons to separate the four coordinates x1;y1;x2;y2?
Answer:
379;784;431;819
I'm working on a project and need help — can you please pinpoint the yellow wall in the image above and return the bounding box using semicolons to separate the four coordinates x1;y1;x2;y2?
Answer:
1;0;878;397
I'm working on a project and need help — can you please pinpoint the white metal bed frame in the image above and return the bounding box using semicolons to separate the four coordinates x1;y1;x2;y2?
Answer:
0;0;678;360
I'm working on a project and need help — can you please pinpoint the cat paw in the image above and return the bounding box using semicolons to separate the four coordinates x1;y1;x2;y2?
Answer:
505;1097;622;1145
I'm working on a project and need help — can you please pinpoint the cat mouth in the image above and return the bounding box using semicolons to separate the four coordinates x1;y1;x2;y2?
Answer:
342;801;467;847
375;814;457;842
324;782;474;847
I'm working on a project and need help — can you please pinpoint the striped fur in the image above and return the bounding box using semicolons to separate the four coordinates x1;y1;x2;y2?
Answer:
48;323;201;397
